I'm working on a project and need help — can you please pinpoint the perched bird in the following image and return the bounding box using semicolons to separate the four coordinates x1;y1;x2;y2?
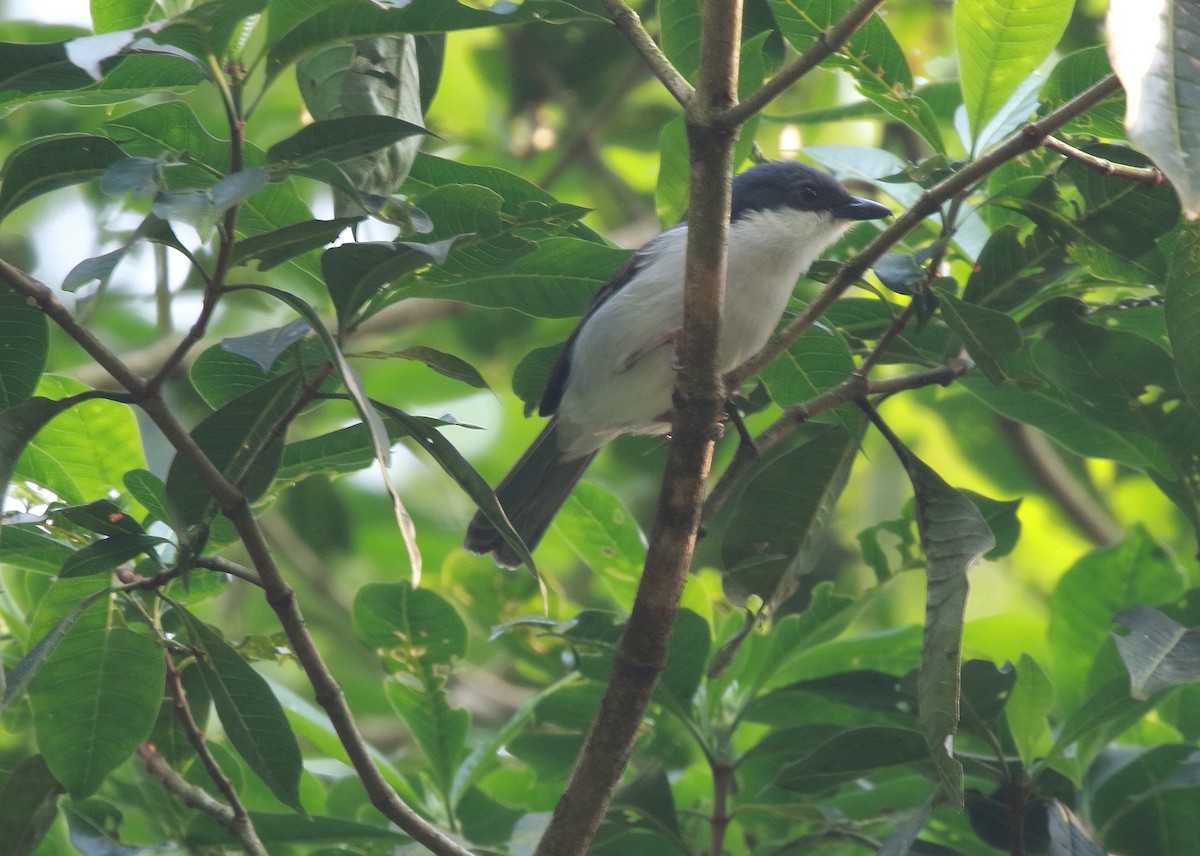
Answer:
465;160;890;567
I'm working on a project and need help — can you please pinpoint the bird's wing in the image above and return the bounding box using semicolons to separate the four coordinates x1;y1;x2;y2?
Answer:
539;247;646;416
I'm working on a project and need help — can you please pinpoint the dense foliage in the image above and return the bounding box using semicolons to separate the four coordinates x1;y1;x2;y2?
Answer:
2;0;1200;854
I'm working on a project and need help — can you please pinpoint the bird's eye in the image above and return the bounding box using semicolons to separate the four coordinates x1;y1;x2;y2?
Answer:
800;184;818;200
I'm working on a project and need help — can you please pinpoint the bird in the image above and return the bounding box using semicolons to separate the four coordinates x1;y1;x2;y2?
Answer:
465;159;891;568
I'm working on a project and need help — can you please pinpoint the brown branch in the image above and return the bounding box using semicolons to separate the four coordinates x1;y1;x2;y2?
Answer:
163;653;266;855
702;360;971;526
0;261;474;856
532;3;742;855
599;0;694;107
727;73;1125;388
725;0;886;126
137;744;255;843
1040;135;1165;186
709;760;734;856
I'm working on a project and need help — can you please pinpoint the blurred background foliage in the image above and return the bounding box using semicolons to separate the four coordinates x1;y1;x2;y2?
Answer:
1;0;1199;854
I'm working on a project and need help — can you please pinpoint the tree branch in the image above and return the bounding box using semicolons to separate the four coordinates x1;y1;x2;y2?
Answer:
599;0;694;107
0;259;475;856
1040;134;1165;186
163;653;266;856
533;3;742;855
724;0;885;126
727;73;1125;388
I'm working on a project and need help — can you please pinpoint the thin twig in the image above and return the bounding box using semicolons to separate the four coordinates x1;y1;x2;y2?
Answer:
725;0;886;126
727;73;1125;388
599;0;694;107
137;744;243;834
709;760;734;856
194;555;265;586
163;653;267;855
1041;135;1165;186
701;360;970;525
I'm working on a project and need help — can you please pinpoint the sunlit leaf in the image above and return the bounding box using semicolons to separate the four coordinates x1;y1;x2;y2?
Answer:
956;0;1073;143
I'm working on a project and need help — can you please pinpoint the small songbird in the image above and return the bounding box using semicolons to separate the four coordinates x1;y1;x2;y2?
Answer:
465;160;890;567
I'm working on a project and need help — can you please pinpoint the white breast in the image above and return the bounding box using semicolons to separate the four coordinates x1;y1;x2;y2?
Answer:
553;208;852;459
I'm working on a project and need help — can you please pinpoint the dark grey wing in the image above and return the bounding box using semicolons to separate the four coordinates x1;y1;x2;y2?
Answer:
539;247;646;416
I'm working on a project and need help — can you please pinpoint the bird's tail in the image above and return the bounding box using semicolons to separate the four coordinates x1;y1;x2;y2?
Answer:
464;421;597;569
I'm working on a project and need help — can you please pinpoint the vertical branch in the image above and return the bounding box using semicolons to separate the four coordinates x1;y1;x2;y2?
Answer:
533;3;743;856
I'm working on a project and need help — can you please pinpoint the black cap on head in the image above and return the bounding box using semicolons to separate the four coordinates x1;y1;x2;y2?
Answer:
730;160;890;222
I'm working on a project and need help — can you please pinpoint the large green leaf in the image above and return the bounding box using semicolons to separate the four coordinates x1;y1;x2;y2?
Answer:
0;396;77;506
555;481;646;597
775;725;928;792
758;324;857;428
956;0;1074;143
1112;605;1200;701
0;286;48;409
0;134;125;222
29;603;165;797
1089;744;1200;855
15;376;146;505
1006;653;1054;769
165;372;302;527
58;534;168;579
0;755;63;856
184;812;407;846
1107;0;1200;218
1047;527;1185;711
177;606;305;813
231;217;362;271
935;286;1023;386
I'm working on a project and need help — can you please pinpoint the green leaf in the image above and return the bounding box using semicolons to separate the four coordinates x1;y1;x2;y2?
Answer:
370;399;539;574
147;0;265;62
266;116;429;169
123;468;172;525
0;755;63;856
1087;745;1200;854
1113;605;1200;700
219;320;314;375
1042;46;1126;139
775;725;929;792
353;581;468;669
266;679;425;810
29;612;165;797
58;533;168;578
1107;0;1200;218
885;437;995;808
758;325;857;428
1006;654;1054;768
100;100;228;172
1048;527;1184;711
768;0;944;152
383;679;470;808
165;372;303;526
720;426;862;612
660;608;711;709
955;0;1073;143
0;397;75;505
265;0;601;82
0;286;48;408
0;134;125;223
961;224;1069;312
354;345;488;390
2;587;111;712
1166;222;1200;416
0;526;75;576
0;40;95;105
177;606;305;813
935;286;1023;386
513;343;563;416
554;481;646;585
231;217;362;271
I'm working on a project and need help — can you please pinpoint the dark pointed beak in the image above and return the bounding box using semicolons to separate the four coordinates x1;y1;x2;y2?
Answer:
833;196;891;221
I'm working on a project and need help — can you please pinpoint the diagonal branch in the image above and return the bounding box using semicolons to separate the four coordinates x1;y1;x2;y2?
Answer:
727;73;1125;388
599;0;694;106
725;0;885;126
